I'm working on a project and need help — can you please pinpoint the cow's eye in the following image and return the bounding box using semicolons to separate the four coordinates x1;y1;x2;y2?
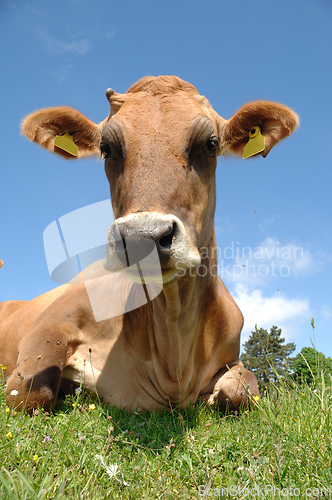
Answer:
100;142;112;159
205;137;218;153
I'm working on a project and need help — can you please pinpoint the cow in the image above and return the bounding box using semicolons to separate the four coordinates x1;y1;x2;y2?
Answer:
0;76;298;412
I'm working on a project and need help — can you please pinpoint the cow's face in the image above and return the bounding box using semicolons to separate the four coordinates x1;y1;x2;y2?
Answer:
101;88;221;282
21;76;299;284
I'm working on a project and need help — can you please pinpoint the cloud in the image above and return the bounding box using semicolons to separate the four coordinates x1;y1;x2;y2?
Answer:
321;304;332;320
219;236;321;288
232;284;310;345
37;29;92;56
104;30;117;40
214;217;236;236
258;217;279;233
49;63;74;84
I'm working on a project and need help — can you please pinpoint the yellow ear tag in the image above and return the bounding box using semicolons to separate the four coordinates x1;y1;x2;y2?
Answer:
242;126;265;159
54;133;78;157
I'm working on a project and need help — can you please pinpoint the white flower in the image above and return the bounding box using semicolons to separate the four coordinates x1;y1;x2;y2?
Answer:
75;387;82;395
105;463;119;479
95;455;129;486
10;390;19;396
96;455;118;478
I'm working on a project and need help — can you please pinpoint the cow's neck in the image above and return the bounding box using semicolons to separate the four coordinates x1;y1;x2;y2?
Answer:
145;233;218;395
149;278;201;381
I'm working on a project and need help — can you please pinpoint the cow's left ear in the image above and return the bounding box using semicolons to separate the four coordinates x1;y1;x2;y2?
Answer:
219;101;299;158
21;106;102;159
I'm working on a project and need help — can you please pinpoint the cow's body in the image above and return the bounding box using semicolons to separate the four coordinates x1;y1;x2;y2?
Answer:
0;76;298;412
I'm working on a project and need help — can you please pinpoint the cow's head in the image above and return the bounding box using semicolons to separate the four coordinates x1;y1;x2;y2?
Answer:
22;76;298;284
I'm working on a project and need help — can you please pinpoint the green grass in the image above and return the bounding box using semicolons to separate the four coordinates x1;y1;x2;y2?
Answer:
1;377;332;499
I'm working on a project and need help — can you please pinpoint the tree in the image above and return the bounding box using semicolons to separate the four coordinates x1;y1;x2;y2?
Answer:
241;326;296;389
292;347;332;385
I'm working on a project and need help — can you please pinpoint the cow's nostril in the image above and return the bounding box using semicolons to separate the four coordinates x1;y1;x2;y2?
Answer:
159;223;176;250
114;218;179;267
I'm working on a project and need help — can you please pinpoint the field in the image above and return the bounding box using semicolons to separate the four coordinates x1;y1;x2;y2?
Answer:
1;374;332;499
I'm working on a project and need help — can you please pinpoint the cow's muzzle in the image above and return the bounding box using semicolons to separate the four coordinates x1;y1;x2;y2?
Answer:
104;212;201;283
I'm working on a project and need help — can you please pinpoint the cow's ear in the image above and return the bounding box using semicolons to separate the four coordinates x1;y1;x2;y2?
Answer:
220;101;299;158
21;107;101;159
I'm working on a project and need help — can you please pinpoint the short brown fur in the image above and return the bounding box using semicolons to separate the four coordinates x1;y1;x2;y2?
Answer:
1;76;298;412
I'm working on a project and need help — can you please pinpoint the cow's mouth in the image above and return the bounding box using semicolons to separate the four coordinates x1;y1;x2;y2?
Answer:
120;265;185;285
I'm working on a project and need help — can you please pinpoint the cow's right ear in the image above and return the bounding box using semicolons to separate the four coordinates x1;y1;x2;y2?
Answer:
21;107;101;159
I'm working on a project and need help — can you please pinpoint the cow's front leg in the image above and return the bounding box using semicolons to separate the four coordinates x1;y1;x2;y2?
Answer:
6;325;77;412
201;363;260;411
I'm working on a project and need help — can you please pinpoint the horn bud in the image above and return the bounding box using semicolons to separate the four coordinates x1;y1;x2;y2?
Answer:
105;89;125;117
106;88;115;102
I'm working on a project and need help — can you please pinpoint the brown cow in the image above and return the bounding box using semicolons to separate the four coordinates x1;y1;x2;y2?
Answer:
0;76;298;412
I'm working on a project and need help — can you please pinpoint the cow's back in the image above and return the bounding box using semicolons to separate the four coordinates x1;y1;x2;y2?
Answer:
0;300;27;324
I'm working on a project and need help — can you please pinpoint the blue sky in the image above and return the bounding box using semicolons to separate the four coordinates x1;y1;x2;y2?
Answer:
1;0;331;356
